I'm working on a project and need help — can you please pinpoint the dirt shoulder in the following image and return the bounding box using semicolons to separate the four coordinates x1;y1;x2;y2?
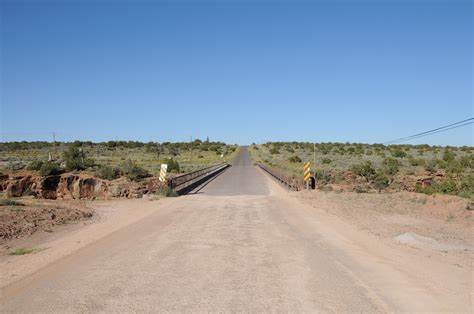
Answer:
0;196;178;289
1;198;94;244
292;190;473;256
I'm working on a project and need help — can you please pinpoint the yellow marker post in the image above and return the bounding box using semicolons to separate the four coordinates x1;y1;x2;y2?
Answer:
303;162;311;189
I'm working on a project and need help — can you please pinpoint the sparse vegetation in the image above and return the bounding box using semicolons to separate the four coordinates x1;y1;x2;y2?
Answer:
156;186;178;197
119;160;148;182
351;162;376;182
321;158;331;164
288;156;302;163
9;247;38;255
63;145;90;171
39;162;62;176
381;157;400;175
249;142;473;198
0;140;239;176
162;158;180;173
97;165;120;180
0;198;21;206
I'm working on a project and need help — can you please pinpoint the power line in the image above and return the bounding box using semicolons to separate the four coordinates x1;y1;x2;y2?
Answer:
384;118;473;145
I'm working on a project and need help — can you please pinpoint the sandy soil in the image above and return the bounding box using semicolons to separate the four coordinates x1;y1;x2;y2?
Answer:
0;199;94;243
293;190;473;255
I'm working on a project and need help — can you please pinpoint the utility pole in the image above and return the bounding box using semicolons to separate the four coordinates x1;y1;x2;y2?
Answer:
313;142;316;180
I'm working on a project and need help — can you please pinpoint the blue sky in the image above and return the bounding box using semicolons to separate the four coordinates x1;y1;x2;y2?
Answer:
1;0;472;145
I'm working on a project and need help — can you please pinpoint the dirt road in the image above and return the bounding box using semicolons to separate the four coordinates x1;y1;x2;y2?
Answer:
0;147;471;312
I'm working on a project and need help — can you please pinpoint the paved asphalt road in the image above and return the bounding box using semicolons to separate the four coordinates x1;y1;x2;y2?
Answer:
0;147;460;312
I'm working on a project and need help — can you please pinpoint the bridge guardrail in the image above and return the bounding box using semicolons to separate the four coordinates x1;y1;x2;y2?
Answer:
256;163;303;191
168;162;230;192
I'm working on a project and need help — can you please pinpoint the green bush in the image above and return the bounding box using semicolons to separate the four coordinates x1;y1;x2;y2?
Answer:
157;186;178;197
97;165;120;180
119;160;148;181
391;148;407;158
424;159;437;173
63;146;89;171
415;175;474;199
408;156;424;166
445;160;463;174
459;155;474;169
442;149;456;162
270;147;279;154
288;155;302;163
372;172;389;191
382;157;400;175
286;147;295;153
314;170;332;185
162;158;180;172
354;186;367;193
27;160;44;171
7;162;25;171
39;162;61;176
0;199;21;206
321;158;331;164
351;162;376;182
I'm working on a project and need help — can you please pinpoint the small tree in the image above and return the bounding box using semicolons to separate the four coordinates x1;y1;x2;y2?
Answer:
63;146;87;171
288;156;302;163
382;157;400;175
391;148;407;158
119;160;148;181
97;165;120;180
39;162;61;176
162;158;180;172
351;161;376;182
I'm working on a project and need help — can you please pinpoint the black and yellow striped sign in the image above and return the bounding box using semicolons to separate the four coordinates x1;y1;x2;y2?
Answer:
303;162;311;181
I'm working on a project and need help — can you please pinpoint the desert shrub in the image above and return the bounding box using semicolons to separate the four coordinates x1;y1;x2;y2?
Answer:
6;162;25;171
39;162;62;176
286;147;295;153
445;160;463;174
365;150;373;155
442;149;456;162
459;155;474;169
408;156;424;167
119;160;148;181
436;159;447;169
424;159;437;173
351;162;376;182
157;186;178;197
372;172;389;191
381;157;400;175
162;158;180;172
321;158;331;164
391;148;407;158
416;175;474;199
354;186;367;193
288;156;302;163
97;165;120;180
63;146;90;171
0;199;21;206
27;160;44;171
270;147;279;154
314;170;331;184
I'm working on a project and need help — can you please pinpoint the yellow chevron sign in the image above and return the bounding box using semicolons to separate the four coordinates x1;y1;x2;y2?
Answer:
303;162;311;181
